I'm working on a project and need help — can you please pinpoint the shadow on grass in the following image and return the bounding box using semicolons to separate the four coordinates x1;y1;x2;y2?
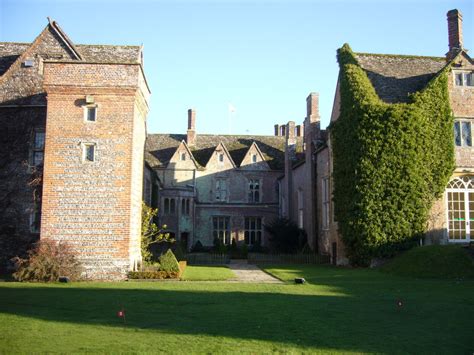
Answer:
0;269;473;353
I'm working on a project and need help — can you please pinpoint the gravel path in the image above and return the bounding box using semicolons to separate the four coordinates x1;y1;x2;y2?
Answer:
227;259;282;283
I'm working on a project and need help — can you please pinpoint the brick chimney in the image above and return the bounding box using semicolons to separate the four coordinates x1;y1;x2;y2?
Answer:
306;92;320;123
187;108;196;147
446;9;463;60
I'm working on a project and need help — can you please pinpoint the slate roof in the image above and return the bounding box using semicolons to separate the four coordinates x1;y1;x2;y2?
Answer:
0;42;141;76
354;53;446;103
146;133;303;170
0;43;30;76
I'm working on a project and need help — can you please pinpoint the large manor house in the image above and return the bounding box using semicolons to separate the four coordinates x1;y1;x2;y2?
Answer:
0;10;472;278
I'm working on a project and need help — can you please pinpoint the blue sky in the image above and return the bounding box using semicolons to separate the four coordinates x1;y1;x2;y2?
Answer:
1;0;472;135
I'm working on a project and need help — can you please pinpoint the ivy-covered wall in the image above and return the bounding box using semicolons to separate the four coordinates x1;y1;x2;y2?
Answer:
331;44;454;265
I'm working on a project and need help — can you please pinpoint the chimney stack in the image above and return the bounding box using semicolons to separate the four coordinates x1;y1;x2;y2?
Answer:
306;92;320;123
447;9;463;60
274;124;280;136
187;108;196;147
286;121;296;146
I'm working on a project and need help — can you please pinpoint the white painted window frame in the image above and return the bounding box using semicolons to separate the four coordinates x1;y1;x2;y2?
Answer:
445;176;474;243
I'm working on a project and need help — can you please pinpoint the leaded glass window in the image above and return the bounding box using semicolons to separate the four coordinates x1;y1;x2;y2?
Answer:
244;217;262;245
213;216;230;245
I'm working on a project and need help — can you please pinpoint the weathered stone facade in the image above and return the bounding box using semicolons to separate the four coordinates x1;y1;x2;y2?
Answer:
318;9;474;264
0;20;150;278
145;112;293;250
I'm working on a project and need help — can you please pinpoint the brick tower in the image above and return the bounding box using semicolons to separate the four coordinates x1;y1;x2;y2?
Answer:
41;57;150;279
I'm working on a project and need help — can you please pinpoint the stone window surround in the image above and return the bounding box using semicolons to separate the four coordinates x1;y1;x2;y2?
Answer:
248;177;262;203
244;216;263;246
215;178;228;202
212;216;231;245
454;118;474;148
322;176;330;230
453;70;474;87
163;197;176;215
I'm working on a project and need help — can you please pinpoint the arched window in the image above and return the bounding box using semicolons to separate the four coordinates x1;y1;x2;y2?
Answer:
446;176;474;242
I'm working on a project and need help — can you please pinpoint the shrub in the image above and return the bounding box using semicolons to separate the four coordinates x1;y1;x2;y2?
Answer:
141;202;174;264
12;240;83;282
191;240;205;252
331;44;454;265
159;249;180;273
212;237;227;254
172;243;186;262
128;270;178;279
265;218;306;253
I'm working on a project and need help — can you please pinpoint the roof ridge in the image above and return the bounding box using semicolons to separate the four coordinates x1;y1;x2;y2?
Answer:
355;52;445;61
0;42;30;45
76;44;141;48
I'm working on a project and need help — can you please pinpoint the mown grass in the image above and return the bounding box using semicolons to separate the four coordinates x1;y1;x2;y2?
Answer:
380;245;474;279
0;265;472;354
181;265;235;281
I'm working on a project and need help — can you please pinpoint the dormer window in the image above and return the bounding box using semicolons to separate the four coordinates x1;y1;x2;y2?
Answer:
84;105;97;122
251;154;257;163
180;152;186;161
455;72;473;87
218;153;224;163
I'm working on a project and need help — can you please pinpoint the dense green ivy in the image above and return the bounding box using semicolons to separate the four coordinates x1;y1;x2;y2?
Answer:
331;44;454;265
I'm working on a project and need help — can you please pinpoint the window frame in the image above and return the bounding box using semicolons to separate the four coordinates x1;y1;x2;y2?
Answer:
84;104;98;122
454;71;474;87
215;178;228;202
29;199;41;234
212;216;231;245
322;176;330;230
31;130;45;167
454;119;473;147
82;143;97;162
163;197;176;215
244;216;263;246
248;178;261;203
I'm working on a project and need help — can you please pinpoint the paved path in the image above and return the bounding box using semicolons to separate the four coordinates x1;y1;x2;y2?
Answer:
228;259;282;283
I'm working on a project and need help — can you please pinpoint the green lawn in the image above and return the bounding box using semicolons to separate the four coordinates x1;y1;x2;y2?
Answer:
0;265;473;353
181;265;235;281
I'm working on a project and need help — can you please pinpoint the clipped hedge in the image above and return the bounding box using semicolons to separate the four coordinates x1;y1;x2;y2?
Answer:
331;44;454;265
128;270;179;279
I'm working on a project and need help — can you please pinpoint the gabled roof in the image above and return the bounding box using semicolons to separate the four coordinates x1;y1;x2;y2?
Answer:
242;141;270;166
354;53;446;103
169;140;200;169
0;21;142;78
145;133;304;170
206;142;237;169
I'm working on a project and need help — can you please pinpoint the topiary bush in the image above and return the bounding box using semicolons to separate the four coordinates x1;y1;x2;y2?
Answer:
159;249;180;273
12;240;83;282
331;44;454;265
